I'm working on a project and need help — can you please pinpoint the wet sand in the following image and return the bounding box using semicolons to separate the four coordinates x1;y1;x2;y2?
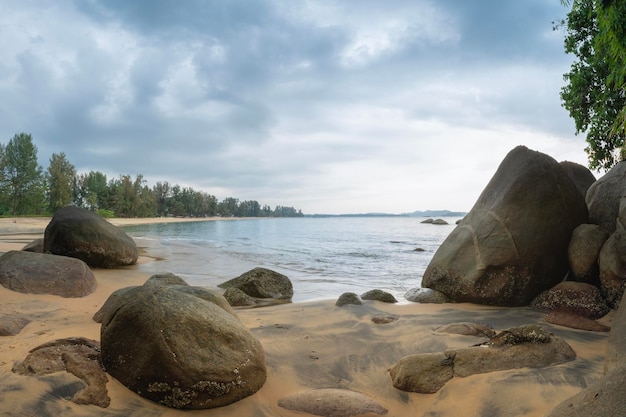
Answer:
0;217;611;416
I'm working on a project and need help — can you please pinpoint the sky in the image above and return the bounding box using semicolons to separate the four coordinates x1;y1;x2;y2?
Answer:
0;0;589;214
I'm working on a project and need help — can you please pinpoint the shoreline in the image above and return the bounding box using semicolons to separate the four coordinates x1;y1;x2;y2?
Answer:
0;217;612;416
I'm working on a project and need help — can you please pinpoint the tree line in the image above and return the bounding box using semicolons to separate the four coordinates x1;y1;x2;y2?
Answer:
1;133;304;218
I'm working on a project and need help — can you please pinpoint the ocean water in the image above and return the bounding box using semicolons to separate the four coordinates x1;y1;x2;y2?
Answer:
122;216;460;303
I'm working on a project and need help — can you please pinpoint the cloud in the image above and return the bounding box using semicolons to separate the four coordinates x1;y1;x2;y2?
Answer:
0;0;584;214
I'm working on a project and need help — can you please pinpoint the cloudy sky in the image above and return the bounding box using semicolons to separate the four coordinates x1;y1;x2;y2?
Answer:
1;1;586;214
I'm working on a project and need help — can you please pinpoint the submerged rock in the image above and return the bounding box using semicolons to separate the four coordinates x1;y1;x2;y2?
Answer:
277;388;388;417
12;337;109;408
0;314;31;336
436;322;496;338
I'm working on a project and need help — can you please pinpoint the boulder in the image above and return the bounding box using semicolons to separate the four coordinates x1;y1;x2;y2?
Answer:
218;267;293;299
21;238;43;253
0;250;96;297
404;288;451;304
431;219;449;225
586;160;626;234
422;146;588;306
277;388;388;417
530;281;609;319
97;274;266;409
568;224;609;284
390;325;575;394
598;196;626;308
559;160;596;198
335;292;362;307
12;337;109;408
421;218;434;224
44;206;138;268
361;289;397;303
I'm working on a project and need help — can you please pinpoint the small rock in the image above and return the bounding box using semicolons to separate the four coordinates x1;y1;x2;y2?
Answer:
278;388;388;417
405;288;451;304
336;292;362;307
0;315;31;336
223;287;257;307
371;314;399;324
361;289;397;303
21;238;43;253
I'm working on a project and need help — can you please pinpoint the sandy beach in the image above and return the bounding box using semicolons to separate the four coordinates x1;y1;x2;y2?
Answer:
0;217;611;416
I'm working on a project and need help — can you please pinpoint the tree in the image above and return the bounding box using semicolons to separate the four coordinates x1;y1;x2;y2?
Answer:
1;133;44;215
76;171;108;210
46;152;76;212
559;0;626;170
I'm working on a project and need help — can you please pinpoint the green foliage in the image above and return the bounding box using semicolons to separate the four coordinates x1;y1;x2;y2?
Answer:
559;0;626;170
97;208;115;218
0;132;304;218
1;133;45;215
46;152;76;212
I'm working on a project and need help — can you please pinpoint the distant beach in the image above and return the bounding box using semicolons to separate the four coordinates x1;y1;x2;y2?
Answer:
0;216;611;416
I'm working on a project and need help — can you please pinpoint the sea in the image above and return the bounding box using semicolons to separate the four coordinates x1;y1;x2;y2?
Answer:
122;216;461;303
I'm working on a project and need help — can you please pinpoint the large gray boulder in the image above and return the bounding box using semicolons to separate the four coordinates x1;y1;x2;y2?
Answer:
422;146;588;306
599;196;626;308
0;250;96;297
218;267;293;299
568;224;609;284
559;160;596;198
96;274;266;409
44;206;138;268
586;160;626;234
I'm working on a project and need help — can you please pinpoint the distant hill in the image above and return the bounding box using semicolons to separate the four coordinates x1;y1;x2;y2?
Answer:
405;210;467;217
307;210;467;218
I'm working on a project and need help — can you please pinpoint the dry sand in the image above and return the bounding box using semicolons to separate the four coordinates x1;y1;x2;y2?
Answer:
0;217;611;417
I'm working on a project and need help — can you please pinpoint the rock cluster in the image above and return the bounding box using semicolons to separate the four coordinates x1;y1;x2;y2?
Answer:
422;146;589;306
413;146;626;328
217;267;295;308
